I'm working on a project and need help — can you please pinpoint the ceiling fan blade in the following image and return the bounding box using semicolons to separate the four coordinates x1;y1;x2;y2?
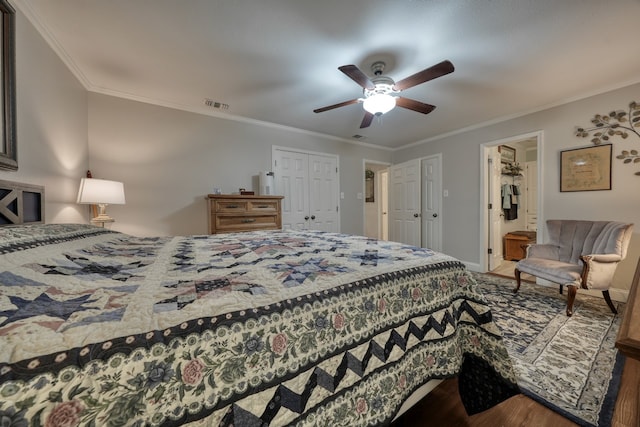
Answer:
396;97;436;114
339;65;375;90
392;60;455;91
360;112;374;128
313;98;360;113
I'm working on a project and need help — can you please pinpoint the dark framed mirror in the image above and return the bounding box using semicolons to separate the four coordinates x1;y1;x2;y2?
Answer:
0;0;16;171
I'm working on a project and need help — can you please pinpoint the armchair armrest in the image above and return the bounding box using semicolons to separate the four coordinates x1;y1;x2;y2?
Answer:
581;253;623;264
580;254;623;290
526;244;559;260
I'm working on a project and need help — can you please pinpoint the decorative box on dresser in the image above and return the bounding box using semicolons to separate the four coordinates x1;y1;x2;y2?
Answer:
207;194;284;234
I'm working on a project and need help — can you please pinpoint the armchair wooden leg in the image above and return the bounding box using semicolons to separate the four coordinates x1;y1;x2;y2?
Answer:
602;290;618;314
514;268;522;293
566;285;577;317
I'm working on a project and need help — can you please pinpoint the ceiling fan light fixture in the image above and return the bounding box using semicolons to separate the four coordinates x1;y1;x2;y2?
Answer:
363;93;396;115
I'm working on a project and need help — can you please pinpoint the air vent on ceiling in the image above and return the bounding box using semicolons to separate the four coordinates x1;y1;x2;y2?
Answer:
204;99;229;110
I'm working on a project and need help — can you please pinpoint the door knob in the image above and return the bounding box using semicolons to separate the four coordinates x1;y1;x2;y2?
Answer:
310;215;316;220
433;213;438;218
413;213;420;218
304;216;310;220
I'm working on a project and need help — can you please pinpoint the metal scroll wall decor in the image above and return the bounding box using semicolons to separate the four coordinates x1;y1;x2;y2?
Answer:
575;100;640;176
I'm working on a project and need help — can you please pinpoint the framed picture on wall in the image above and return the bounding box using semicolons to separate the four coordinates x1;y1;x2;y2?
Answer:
499;145;516;164
560;144;612;192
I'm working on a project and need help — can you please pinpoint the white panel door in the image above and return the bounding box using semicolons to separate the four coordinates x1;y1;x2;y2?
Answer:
421;155;442;251
274;149;340;232
379;169;389;240
488;149;504;270
389;159;421;246
308;154;339;232
525;161;538;231
274;150;309;230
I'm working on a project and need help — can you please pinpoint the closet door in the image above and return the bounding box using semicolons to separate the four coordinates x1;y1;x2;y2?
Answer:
274;149;310;230
389;159;421;246
274;149;340;232
308;154;339;232
421;155;442;251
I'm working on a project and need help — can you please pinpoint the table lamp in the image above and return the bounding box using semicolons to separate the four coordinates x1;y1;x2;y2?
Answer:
77;178;126;225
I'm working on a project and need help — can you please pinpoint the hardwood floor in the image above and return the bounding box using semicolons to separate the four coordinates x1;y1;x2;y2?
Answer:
393;357;640;427
490;260;535;281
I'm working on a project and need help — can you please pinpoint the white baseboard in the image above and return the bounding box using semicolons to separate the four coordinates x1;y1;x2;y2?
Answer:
463;262;482;272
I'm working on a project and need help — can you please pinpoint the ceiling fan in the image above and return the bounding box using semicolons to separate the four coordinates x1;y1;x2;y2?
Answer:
313;60;454;128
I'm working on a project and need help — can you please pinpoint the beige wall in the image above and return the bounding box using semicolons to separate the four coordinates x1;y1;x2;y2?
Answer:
0;9;88;223
87;93;392;237
393;82;640;291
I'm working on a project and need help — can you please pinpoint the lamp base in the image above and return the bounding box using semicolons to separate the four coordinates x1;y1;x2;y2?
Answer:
91;214;115;227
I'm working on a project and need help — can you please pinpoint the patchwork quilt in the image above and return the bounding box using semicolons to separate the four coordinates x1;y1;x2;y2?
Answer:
0;224;518;426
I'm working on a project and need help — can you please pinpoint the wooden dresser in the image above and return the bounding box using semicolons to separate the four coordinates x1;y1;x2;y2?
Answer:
206;194;284;234
503;231;537;261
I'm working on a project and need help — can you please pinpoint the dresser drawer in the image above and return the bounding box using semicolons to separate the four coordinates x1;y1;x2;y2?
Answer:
214;214;279;232
247;200;279;213
215;200;249;213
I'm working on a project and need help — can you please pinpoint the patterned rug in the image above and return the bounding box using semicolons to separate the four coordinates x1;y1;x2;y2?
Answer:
472;272;625;427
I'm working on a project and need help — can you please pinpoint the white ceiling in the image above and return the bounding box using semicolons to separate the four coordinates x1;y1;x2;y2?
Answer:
17;0;640;150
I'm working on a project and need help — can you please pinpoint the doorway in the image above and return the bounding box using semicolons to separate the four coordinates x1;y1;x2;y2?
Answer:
480;132;543;277
363;160;390;240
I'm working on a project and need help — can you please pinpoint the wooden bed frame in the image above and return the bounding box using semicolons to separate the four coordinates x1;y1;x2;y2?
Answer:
616;257;640;361
0;179;45;225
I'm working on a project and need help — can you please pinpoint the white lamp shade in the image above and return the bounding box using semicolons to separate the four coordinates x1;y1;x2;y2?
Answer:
363;94;396;115
77;178;126;205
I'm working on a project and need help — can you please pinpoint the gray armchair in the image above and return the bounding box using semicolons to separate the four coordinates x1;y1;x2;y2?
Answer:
514;220;634;316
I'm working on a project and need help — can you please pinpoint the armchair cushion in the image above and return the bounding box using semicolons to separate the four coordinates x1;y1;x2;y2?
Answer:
516;257;583;286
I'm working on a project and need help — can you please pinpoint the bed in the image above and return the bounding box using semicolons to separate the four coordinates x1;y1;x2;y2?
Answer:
0;180;518;426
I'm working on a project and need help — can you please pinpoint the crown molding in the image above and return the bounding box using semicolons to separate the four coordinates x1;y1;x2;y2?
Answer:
12;0;92;89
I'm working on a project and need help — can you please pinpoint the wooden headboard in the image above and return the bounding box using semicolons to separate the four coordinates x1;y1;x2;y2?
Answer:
0;179;45;225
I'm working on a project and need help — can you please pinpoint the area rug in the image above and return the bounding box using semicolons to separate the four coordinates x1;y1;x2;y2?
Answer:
472;272;626;427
